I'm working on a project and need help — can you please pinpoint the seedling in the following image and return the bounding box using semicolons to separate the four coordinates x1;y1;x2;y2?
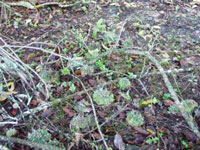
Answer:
126;110;144;127
93;88;114;106
146;136;159;145
118;77;131;90
176;55;184;60
61;67;70;75
70;114;95;131
95;60;108;72
6;128;17;137
69;81;76;93
28;129;64;149
168;99;198;114
93;18;106;39
146;132;163;145
162;93;171;100
61;81;67;87
181;140;189;149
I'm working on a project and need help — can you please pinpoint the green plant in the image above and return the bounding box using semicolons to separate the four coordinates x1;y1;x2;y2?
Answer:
28;129;51;144
103;30;117;44
126;110;144;127
176;55;184;60
162;93;171;100
70;114;95;131
61;67;70;75
63;48;69;54
168;104;180;114
54;78;60;86
95;60;108;72
28;129;64;149
6;128;17;137
128;72;137;79
69;81;76;93
146;136;159;145
181;99;198;113
161;61;170;67
168;99;198;114
92;18;106;39
85;49;99;61
119;90;131;101
61;81;67;87
93;88;114;106
181;140;189;149
118;77;131;90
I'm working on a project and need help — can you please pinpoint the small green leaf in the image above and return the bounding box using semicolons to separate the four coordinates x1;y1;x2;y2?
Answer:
146;138;152;144
61;67;70;75
95;60;108;72
6;128;17;137
69;82;76;93
162;93;171;100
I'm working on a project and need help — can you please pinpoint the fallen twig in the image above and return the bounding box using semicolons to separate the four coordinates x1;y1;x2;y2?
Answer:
0;135;63;150
6;1;90;9
72;75;109;150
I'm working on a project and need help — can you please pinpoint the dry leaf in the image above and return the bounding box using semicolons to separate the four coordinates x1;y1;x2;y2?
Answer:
62;107;74;117
41;109;54;118
0;95;7;101
114;133;125;150
163;99;174;106
0;82;17;101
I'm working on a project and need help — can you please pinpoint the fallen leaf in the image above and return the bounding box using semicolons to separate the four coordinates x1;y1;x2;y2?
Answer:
114;133;125;150
131;55;139;59
62;107;74;117
0;95;7;101
133;135;145;144
97;110;105;118
41;109;54;118
132;125;149;135
88;79;96;86
0;82;18;101
111;54;123;62
91;132;101;140
163;99;174;106
74;132;83;146
74;95;83;101
138;30;145;36
31;99;38;106
11;109;17;116
75;70;82;76
146;126;156;135
139;98;158;108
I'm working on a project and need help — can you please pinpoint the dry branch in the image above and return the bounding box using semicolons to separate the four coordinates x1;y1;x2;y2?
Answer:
6;1;89;9
0;135;63;150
